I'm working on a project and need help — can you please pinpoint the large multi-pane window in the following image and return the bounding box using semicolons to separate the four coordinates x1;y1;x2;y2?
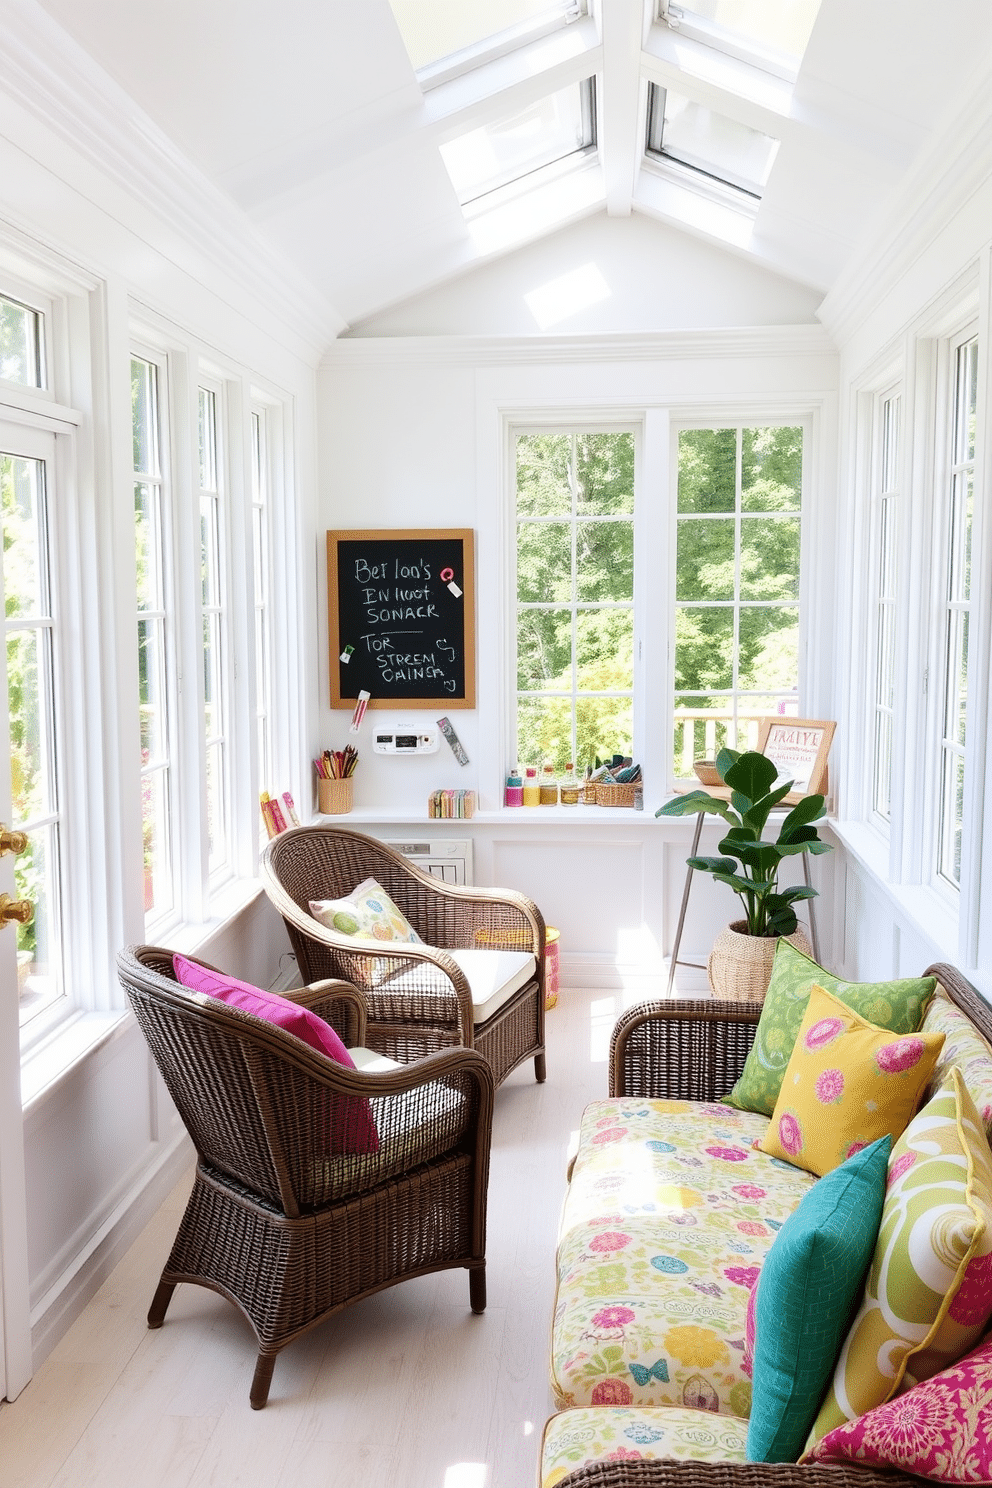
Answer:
198;384;228;875
0;294;45;389
251;407;272;815
870;391;900;825
514;431;634;771
673;426;802;774
935;335;978;890
132;355;174;918
2;434;63;1024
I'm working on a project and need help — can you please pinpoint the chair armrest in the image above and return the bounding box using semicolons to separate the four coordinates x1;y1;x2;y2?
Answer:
274;1041;496;1209
396;875;546;961
555;1461;925;1488
610;999;762;1100
282;978;368;1046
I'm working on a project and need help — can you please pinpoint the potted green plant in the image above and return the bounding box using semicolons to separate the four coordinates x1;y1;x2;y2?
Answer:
656;746;833;998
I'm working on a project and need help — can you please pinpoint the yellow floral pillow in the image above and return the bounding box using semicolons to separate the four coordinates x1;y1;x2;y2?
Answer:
759;984;945;1178
805;1067;992;1453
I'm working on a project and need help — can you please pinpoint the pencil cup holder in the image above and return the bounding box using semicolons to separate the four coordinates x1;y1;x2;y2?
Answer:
318;778;353;815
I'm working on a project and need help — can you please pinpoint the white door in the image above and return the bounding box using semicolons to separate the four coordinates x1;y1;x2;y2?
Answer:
0;418;63;1400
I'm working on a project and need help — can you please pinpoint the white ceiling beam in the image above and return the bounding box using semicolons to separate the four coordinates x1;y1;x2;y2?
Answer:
599;0;647;217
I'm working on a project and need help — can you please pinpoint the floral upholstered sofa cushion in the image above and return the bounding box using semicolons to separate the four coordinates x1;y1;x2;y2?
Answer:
551;1098;815;1417
541;1406;748;1488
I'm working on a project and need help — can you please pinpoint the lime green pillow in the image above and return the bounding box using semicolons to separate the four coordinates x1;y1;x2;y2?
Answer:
726;941;936;1117
805;1068;992;1451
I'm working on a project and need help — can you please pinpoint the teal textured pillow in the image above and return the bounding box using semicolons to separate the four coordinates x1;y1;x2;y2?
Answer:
726;941;936;1116
746;1134;891;1464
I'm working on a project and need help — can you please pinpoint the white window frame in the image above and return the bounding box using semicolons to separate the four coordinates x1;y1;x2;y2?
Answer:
669;417;809;783
196;374;233;886
510;423;638;773
132;318;293;941
926;326;981;907
412;1;587;89
250;403;273;829
132;344;180;927
866;382;902;836
0;241;136;1070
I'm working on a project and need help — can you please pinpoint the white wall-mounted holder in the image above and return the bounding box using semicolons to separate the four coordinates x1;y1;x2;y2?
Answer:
372;723;440;755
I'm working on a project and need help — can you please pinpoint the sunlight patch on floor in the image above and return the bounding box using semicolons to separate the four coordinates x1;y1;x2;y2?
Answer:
444;1464;487;1488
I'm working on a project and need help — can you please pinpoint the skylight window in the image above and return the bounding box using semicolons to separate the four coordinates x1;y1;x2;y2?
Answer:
390;0;583;78
440;80;596;205
660;0;821;78
645;84;779;198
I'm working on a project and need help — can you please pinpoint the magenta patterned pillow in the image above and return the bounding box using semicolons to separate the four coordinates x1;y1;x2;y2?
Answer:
807;1338;992;1481
173;954;378;1154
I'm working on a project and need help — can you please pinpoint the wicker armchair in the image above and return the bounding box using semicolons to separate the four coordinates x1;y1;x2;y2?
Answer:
118;945;494;1409
260;826;547;1086
550;962;985;1488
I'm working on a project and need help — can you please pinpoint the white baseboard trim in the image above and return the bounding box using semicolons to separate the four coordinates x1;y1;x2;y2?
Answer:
29;1131;193;1371
559;950;710;994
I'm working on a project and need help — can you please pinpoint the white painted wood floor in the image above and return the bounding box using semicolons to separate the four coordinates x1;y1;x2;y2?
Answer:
0;981;652;1488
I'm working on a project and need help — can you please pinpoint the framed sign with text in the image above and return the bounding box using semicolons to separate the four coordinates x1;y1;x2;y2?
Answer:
755;717;835;797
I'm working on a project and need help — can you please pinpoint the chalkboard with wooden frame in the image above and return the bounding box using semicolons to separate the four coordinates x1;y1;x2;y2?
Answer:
327;528;476;709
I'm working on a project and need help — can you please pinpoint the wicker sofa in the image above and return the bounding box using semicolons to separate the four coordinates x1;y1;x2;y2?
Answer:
542;962;992;1488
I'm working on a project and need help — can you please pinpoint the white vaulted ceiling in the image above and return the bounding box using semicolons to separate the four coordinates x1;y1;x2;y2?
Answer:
27;0;992;334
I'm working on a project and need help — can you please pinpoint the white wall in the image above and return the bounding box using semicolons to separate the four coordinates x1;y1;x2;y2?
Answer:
346;212;825;338
317;321;839;986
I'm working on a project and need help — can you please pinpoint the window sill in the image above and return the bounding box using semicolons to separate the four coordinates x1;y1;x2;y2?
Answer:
829;818;960;964
22;877;268;1113
146;876;266;956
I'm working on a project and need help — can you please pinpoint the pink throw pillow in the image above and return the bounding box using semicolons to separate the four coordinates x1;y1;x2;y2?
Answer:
173;955;378;1154
807;1338;992;1481
742;1273;758;1379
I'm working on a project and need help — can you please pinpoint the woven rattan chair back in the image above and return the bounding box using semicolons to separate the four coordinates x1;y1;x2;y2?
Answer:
261;826;548;1083
118;944;495;1408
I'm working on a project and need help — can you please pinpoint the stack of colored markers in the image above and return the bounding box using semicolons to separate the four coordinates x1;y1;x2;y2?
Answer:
314;746;358;780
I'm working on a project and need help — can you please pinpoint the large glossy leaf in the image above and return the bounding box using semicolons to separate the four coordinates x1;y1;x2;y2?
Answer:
719;838;778;874
715;746;739;779
723;751;779;802
780;794;826;834
743;782;793;835
765;904;799;935
687;855;740;876
655;792;737;825
777;884;818;903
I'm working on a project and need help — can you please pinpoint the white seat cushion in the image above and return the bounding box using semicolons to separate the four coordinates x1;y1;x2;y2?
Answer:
374;948;537;1025
449;948;537;1023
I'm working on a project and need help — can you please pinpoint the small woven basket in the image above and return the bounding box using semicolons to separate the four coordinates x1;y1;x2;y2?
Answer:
595;781;636;807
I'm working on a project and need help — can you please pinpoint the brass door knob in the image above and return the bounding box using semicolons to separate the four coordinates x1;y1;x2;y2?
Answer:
0;827;27;857
0;894;32;926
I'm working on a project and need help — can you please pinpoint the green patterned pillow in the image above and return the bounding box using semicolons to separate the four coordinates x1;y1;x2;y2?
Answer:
726;941;936;1117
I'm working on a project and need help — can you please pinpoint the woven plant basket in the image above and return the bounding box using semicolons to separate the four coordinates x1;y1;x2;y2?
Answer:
595;781;636;807
707;919;813;1002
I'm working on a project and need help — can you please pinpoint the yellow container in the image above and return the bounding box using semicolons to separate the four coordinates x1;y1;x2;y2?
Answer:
318;777;353;815
473;923;560;1008
545;927;560;1009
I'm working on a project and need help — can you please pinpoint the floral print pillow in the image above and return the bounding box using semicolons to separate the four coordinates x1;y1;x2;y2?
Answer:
758;984;944;1177
725;940;936;1118
808;1338;992;1482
